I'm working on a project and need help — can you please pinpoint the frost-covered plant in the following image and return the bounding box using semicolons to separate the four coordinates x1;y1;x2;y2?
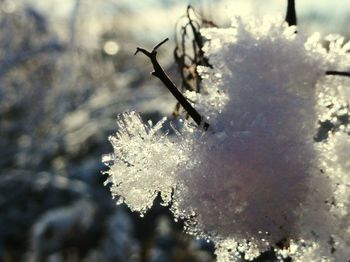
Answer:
0;4;133;170
103;112;190;214
104;11;350;262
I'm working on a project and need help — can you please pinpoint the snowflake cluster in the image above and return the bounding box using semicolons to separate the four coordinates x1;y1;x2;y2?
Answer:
104;15;350;261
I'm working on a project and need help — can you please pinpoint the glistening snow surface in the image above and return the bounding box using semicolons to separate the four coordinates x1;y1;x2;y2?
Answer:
104;15;350;261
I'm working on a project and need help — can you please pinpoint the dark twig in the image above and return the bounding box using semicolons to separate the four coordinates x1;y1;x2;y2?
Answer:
153;38;169;50
173;5;216;117
285;0;297;26
326;71;350;77
135;38;209;130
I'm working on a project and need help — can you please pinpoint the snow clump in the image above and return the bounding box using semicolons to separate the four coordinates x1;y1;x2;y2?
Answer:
104;15;350;261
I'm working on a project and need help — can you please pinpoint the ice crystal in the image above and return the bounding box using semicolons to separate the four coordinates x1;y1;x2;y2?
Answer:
104;15;350;261
103;112;189;215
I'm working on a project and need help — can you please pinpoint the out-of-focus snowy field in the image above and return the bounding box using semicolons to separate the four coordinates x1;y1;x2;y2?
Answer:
0;0;349;261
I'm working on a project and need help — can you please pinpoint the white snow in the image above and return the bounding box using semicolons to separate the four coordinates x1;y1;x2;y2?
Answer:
104;14;350;261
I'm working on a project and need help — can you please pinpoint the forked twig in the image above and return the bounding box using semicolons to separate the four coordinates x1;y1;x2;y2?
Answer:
135;38;209;130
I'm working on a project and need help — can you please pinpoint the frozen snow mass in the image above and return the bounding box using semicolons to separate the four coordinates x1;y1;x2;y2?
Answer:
103;14;350;261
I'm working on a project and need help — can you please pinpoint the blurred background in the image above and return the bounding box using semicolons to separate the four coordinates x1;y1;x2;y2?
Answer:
0;0;349;261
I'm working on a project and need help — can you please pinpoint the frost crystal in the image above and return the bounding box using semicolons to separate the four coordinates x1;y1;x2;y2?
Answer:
104;15;350;261
103;112;189;214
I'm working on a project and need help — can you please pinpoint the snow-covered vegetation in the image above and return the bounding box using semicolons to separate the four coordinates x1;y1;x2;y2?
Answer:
1;0;349;261
104;12;350;262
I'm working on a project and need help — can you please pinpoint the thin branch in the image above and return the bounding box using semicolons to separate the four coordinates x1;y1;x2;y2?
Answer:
173;5;216;117
326;71;350;77
135;38;209;130
285;0;297;26
153;38;169;50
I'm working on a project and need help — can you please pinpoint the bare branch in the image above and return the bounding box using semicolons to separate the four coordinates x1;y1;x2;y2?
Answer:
326;71;350;77
285;0;297;26
135;39;209;130
134;47;151;57
153;38;169;50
